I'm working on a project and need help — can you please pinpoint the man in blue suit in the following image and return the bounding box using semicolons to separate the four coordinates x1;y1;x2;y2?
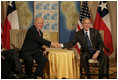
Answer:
57;18;108;79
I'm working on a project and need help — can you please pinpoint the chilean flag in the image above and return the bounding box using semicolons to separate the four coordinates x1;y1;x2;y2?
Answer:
94;1;113;55
2;1;19;49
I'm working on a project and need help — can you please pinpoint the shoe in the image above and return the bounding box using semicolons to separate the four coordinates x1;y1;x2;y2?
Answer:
8;72;19;79
87;75;92;79
37;76;43;79
87;76;92;79
32;75;37;79
17;73;29;79
98;75;106;79
9;72;29;79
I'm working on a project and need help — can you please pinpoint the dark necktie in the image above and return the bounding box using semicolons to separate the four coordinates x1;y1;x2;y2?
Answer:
85;32;93;51
39;30;43;38
38;30;41;36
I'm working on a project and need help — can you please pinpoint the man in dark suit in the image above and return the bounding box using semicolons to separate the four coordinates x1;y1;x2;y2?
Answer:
20;17;57;79
57;18;108;79
1;49;26;79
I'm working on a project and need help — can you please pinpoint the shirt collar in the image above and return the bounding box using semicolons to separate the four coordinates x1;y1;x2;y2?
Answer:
37;28;40;32
84;29;90;35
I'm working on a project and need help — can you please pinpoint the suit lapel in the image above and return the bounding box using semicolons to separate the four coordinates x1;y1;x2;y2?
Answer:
33;25;39;34
40;31;43;38
90;28;94;48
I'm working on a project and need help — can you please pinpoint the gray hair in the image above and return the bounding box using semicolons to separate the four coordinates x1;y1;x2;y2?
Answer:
34;17;43;24
81;17;91;24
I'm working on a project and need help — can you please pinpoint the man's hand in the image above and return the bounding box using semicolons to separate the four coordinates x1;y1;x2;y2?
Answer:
52;42;62;48
42;45;47;52
1;56;5;59
42;45;47;49
55;42;62;48
52;42;58;48
92;52;100;60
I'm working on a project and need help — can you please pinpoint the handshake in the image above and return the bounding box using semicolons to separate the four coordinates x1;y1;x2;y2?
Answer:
52;42;62;48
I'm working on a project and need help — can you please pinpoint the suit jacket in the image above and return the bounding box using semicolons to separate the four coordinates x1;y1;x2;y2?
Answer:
20;25;51;53
63;28;104;52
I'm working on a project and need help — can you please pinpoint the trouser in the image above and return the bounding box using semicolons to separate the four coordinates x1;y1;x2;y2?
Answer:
22;51;48;77
80;51;108;78
1;49;22;73
1;58;11;78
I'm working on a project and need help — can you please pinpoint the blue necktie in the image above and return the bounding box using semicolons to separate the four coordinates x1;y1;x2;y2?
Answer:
85;32;93;51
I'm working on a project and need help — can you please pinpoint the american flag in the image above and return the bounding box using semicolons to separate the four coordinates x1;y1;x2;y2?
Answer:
1;22;3;47
75;1;91;54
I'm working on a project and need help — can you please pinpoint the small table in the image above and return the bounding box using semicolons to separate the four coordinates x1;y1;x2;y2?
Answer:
45;49;80;79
